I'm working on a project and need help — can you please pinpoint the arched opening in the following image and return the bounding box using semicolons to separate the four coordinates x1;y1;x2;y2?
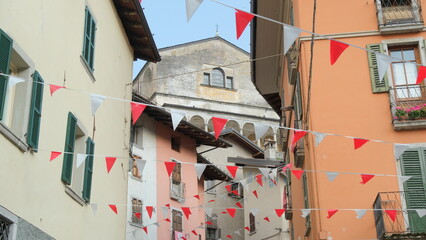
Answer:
190;116;205;130
225;120;240;133
243;123;255;142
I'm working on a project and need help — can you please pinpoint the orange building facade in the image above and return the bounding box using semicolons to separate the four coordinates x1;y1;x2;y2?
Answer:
252;0;426;239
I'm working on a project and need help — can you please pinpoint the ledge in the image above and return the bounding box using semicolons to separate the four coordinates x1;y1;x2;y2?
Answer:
200;84;237;92
0;122;28;152
393;119;426;130
379;23;424;34
80;55;96;82
65;185;86;206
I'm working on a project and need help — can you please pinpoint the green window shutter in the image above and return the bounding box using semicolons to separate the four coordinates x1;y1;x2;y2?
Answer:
82;7;96;71
302;173;311;236
366;43;389;93
82;137;95;202
27;71;44;150
61;112;77;184
0;29;13;120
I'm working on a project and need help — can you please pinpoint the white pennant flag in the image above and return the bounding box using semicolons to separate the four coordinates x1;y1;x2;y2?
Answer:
416;209;426;218
313;132;327;147
91;203;98;215
250;208;259;216
186;0;203;22
283;25;303;54
325;172;339;182
161;206;169;219
153;222;160;227
355;209;367;219
270;168;278;179
301;209;311;218
76;154;87;168
394;144;411;160
243;183;249;193
132;230;138;240
136;159;147;174
170;109;186;131
259;168;271;178
398;175;412;184
234;230;241;236
205;208;212;218
254;123;270;141
375;53;393;83
90;94;106;116
195;164;207;180
7;76;25;90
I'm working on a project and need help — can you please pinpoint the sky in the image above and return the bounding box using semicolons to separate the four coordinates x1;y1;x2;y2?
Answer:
133;0;251;78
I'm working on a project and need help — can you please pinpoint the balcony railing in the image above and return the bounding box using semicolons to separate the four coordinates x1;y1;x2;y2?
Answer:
373;191;426;239
389;85;426;130
376;0;424;33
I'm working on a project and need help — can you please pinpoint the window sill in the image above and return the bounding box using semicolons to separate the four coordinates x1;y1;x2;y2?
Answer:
65;185;86;206
0;122;28;152
249;231;257;236
379;23;424;34
80;55;96;82
200;84;237;92
393;119;426;130
129;221;143;228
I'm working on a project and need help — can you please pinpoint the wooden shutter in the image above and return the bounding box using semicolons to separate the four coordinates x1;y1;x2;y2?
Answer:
366;43;389;93
400;148;426;232
0;29;13;120
27;71;44;150
61;112;77;184
83;7;96;71
249;213;256;233
302;173;311;236
172;162;182;183
82;137;95;202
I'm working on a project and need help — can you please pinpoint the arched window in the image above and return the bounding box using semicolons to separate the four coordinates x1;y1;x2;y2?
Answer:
211;68;225;87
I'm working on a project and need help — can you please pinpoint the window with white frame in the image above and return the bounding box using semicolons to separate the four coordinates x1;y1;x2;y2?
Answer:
172;209;183;239
170;159;185;201
130;197;143;226
206;214;220;240
205;180;217;194
202;67;234;89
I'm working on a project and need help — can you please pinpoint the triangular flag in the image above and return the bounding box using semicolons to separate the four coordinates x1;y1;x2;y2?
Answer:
105;157;117;173
398;175;412;183
185;0;203;22
90;94;106;116
236;202;243;208
170;109;186;131
255;174;263;187
235;10;254;39
136;159;146;174
275;209;285;217
134;212;141;219
226;208;236;218
146;206;154;219
195;164;207;180
153;223;160;227
330;40;349;65
301;209;311;218
165;203;170;208
291;169;304;180
164;218;171;222
212;117;228;139
131;102;147;125
292;130;307;145
254;123;270;141
226;235;232;239
49;84;65;96
225;184;232;193
76;154;87;168
161;206;169;219
354;138;369;150
416;209;426;218
164;161;177;177
416;66;426;84
244;226;250;232
376;53;393;82
263;217;270;222
143;226;148;234
226;166;239;178
8;76;24;90
252;190;258;199
91;203;98;215
385;210;397;222
282;163;293;171
325;172;339;182
208;200;215;203
326;209;338;219
234;230;241;236
205;221;213;225
182;207;192;220
192;230;198;236
355;209;367;219
313;132;327;146
360;174;375;184
250;208;259;216
194;194;200;200
108;204;118;214
270;168;278;179
259;168;271;178
205;208;212;218
50;151;61;161
394;144;410;159
283;25;303;54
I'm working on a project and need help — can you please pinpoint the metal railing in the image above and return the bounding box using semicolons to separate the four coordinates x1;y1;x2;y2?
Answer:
377;0;423;26
389;85;426;120
373;191;426;239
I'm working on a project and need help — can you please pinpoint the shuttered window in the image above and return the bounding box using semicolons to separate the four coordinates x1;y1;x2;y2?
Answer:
82;7;96;71
61;112;77;184
82;137;95;202
172;209;183;239
366;43;389;93
302;173;311;236
172;161;182;184
249;213;256;233
27;71;44;150
0;29;13;120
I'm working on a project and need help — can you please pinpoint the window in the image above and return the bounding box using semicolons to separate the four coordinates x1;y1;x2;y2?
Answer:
202;68;234;89
171;136;180;152
225;77;233;89
302;173;311;236
249;213;256;234
203;73;210;85
82;6;96;71
61;112;95;203
131;198;143;226
170;160;185;201
376;0;423;32
228;182;243;198
205;180;217;194
131;156;142;179
0;217;11;240
211;68;224;87
206;214;220;240
172;209;183;239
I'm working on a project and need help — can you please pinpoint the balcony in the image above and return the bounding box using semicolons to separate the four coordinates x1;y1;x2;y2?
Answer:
373;191;426;240
389;86;426;130
376;0;424;34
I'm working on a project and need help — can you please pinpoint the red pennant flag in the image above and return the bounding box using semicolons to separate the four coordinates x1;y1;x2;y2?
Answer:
208;200;215;203
131;102;147;125
182;207;192;220
143;226;148;234
291;169;304;180
164;161;177;177
231;190;239;196
292;130;307;146
226;208;236;218
235;10;254;39
165;203;170;208
49;84;65;96
360;174;375;184
164;218;171;222
226;166;239;178
226;235;233;239
194;194;200;200
282;163;293;171
212;117;228;139
192;230;197;236
330;40;349;65
416;66;426;84
354;138;369;150
244;226;250;232
105;157;117;173
205;221;213;225
221;211;227;214
385;210;397;222
50;151;62;161
181;237;187;240
275;209;285;217
264;217;270;222
108;204;118;214
134;212;141;219
271;179;277;186
146;206;154;219
225;184;232;193
236;202;243;208
252;190;258;199
256;174;263;187
327;209;339;219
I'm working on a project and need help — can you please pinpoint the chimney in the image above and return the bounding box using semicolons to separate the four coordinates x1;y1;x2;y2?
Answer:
264;139;276;159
